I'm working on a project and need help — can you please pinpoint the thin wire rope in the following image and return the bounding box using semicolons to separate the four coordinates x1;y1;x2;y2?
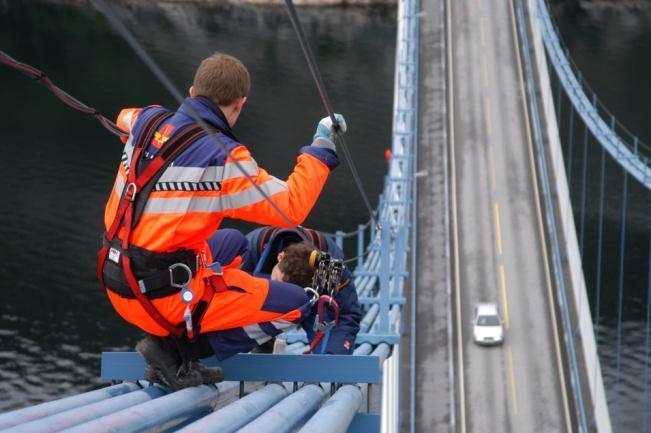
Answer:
282;0;376;224
614;166;629;433
567;106;574;185
579;120;589;258
0;50;126;138
556;75;563;131
594;146;605;346
643;226;651;433
91;0;303;231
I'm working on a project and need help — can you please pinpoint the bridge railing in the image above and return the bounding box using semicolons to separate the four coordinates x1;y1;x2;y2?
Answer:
524;1;651;433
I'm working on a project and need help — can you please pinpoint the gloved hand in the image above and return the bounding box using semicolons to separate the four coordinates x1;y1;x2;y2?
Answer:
312;113;347;152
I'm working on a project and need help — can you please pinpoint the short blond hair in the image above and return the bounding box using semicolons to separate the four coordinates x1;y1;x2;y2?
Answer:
193;53;250;106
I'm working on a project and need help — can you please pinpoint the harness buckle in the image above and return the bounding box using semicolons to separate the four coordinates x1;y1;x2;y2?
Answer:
125;182;138;202
169;263;193;289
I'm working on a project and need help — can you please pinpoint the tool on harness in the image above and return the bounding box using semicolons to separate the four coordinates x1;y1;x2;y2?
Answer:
310;250;344;299
303;295;340;355
97;110;224;338
170;263;195;334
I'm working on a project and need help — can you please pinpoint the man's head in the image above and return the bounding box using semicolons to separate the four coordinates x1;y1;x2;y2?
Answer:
271;241;317;288
189;53;250;127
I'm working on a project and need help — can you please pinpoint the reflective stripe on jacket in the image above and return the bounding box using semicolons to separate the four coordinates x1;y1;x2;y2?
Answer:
103;97;339;335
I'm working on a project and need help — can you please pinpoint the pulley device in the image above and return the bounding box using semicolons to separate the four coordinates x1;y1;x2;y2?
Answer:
303;250;344;354
309;250;344;300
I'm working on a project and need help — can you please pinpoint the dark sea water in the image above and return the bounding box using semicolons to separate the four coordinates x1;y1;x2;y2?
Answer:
0;0;396;410
552;4;651;433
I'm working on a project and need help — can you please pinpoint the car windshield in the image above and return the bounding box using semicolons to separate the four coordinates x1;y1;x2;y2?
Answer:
477;315;500;326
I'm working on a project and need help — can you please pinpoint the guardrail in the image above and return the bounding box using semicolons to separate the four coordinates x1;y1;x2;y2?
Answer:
514;0;591;432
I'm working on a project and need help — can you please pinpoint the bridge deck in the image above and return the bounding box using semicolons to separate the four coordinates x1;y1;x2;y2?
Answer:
446;0;572;431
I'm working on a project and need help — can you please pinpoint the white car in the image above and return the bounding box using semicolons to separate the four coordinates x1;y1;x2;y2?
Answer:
472;303;504;345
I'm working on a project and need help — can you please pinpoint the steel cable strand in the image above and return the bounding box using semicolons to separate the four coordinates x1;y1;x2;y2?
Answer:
0;50;127;138
282;0;377;225
643;228;651;433
90;0;308;231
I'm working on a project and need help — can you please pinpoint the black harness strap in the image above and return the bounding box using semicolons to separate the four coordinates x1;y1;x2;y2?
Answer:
98;111;222;337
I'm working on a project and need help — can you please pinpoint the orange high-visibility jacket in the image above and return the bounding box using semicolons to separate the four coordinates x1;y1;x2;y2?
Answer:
103;97;340;335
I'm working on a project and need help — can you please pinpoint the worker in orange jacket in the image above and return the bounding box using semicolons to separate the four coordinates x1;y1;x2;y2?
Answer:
98;53;346;388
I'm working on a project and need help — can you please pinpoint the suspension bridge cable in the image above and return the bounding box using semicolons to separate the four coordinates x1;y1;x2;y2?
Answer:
594;146;606;347
644;228;651;433
90;0;309;232
282;0;376;224
614;166;629;432
566;106;574;183
0;50;127;138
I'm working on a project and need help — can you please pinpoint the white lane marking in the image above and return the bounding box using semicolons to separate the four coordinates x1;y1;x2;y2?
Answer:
507;0;573;431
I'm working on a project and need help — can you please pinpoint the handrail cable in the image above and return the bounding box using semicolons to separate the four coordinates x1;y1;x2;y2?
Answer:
89;0;304;232
0;50;127;138
282;0;376;224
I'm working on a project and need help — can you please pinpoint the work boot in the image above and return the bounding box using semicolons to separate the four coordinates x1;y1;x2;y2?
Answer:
135;336;202;390
189;361;225;384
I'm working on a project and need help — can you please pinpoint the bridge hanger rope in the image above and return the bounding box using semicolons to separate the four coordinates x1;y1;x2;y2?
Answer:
0;50;127;138
282;0;377;226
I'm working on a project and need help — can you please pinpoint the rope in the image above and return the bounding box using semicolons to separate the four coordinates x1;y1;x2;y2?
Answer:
0;50;127;138
579;118;589;258
614;166;629;432
90;0;305;231
643;228;651;433
566;107;574;183
282;0;376;225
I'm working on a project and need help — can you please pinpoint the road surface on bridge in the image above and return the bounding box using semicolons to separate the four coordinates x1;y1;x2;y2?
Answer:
447;0;572;431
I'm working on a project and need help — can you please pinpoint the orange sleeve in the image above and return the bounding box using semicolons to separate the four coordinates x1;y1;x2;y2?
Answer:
116;108;142;144
220;146;331;227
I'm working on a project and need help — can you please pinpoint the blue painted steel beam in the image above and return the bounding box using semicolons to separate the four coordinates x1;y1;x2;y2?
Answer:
347;414;382;433
2;386;167;433
358;297;406;305
353;343;373;356
237;385;326;433
297;385;363;433
57;383;234;433
101;352;382;384
282;330;399;346
175;384;289;433
0;382;144;430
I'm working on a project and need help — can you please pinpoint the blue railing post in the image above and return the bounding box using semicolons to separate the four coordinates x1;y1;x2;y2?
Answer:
335;230;344;251
356;224;365;273
379;223;391;333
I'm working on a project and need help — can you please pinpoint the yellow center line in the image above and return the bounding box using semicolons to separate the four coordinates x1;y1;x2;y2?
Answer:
488;145;497;190
483;95;492;137
494;202;503;254
507;345;519;416
482;54;489;87
480;15;486;48
499;264;510;329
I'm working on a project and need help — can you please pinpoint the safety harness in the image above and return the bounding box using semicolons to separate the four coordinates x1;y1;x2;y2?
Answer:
97;110;227;339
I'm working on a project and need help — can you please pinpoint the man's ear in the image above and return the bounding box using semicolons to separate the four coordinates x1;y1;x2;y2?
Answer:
235;96;247;113
277;251;285;262
189;86;195;97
